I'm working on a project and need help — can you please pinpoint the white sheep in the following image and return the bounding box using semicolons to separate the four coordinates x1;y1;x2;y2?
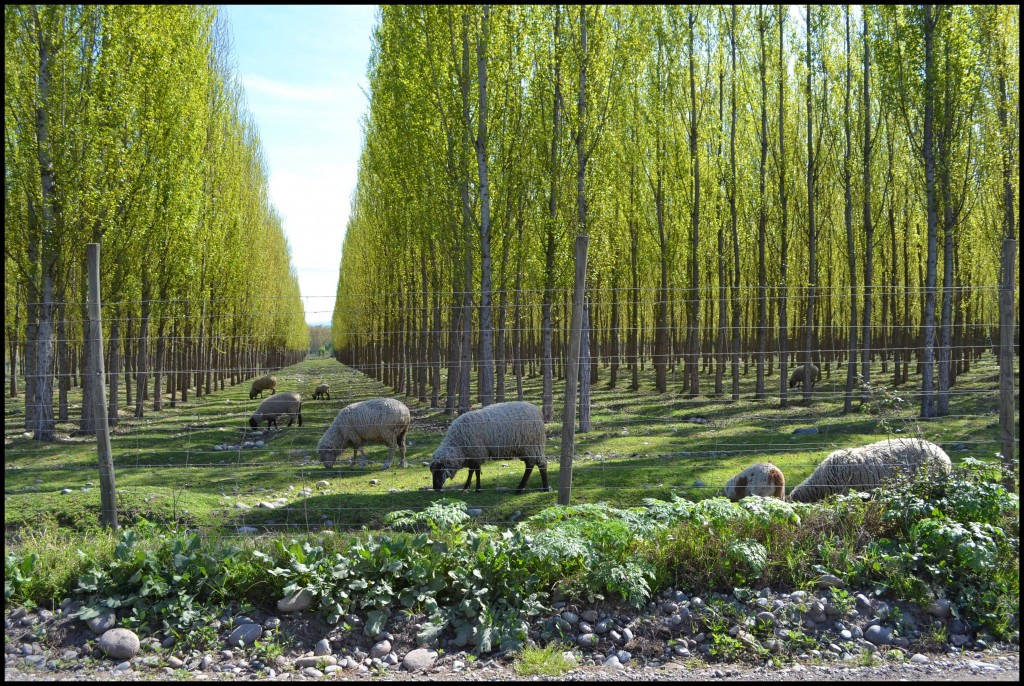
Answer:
723;462;786;501
430;401;549;494
312;383;330;400
788;364;820;390
317;398;411;470
788;437;953;503
249;374;277;400
248;391;303;429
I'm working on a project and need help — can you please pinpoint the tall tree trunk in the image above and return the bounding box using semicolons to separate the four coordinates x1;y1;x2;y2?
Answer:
78;292;93;431
688;8;701;398
57;301;69;421
919;4;938;418
716;70;726;397
804;4;817;404
473;5;495;407
541;5;562;420
778;7;789;408
580;297;591;432
730;7;740;402
512;243;524;401
861;10;874;387
578;6;595;427
135;279;150;417
419;247;429;403
844;7;858;414
445;286;460;416
655;172;668;394
7;298;20;398
629;166;640;392
124;314;133;409
755;6;767;400
936;36;958;417
28;7;58;440
107;309;120;427
458;204;473;414
431;274;441;408
154;318;166;411
609;267;620;389
180;307;190;404
998;68;1015;248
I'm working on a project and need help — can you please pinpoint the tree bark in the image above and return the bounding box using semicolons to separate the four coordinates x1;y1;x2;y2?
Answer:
919;4;938;418
755;6;767;400
778;7;789;408
716;70;726;397
688;8;701;398
57;301;69;421
861;10;874;387
107;309;120;427
804;4;817;404
474;5;495;407
844;7;858;414
28;6;58;440
730;6;740;401
541;4;562;420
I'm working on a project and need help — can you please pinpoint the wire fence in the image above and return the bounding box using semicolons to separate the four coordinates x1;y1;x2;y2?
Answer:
4;286;1019;535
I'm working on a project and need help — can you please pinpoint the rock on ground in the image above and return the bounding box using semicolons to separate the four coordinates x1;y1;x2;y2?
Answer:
97;628;140;660
402;648;438;672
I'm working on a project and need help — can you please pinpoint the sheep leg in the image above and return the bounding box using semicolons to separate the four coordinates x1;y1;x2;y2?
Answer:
347;448;357;467
462;469;474;491
474;466;481;492
398;429;407;468
538;466;551;492
382;441;395;470
359;447;369;468
515;465;535;494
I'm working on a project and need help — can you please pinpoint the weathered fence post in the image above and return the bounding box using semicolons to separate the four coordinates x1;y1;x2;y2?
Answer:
87;243;118;531
559;235;589;506
998;238;1017;492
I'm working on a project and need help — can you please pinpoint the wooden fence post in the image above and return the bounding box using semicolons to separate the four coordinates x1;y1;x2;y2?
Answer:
998;238;1017;492
559;235;589;506
87;243;118;531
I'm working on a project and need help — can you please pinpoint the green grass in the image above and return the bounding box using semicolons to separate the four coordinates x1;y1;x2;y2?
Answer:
3;353;1017;536
514;643;577;676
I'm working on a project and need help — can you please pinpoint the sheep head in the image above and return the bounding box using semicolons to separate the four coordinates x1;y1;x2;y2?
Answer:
429;446;460;491
317;436;342;468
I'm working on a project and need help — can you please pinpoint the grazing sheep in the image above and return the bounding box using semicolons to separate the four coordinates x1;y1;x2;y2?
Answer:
249;375;277;400
312;384;330;400
788;437;953;503
723;462;786;501
430;401;549;494
248;391;303;429
788;364;820;389
317;398;411;470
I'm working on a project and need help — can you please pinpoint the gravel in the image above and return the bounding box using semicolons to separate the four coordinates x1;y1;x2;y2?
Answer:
4;586;1019;683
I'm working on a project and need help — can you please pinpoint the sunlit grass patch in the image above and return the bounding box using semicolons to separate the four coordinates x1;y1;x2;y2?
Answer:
514;643;577;677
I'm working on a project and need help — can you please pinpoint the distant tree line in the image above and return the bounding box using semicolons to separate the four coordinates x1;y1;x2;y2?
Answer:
332;5;1018;420
5;5;309;439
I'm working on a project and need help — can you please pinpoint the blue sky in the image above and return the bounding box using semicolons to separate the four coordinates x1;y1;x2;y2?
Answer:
219;5;379;326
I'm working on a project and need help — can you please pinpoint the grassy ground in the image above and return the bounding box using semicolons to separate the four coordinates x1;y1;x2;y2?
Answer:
3;353;1017;536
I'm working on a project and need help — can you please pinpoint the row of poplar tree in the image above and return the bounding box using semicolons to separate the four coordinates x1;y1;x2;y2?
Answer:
5;6;309;440
332;5;1019;422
